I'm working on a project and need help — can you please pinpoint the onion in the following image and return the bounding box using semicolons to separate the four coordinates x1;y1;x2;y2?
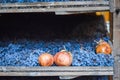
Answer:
96;40;112;54
54;50;72;66
38;53;54;66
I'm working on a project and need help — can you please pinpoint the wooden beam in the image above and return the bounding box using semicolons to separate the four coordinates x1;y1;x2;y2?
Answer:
0;6;109;13
0;66;113;76
0;1;109;13
115;0;120;9
0;1;109;7
0;71;113;76
113;8;120;80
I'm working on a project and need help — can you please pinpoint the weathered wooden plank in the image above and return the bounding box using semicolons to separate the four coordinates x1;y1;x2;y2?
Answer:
113;13;120;56
109;12;113;41
115;0;120;9
0;6;109;13
0;71;113;76
0;66;113;76
113;9;120;80
109;76;113;80
0;1;110;13
109;0;115;12
0;1;109;7
0;66;113;72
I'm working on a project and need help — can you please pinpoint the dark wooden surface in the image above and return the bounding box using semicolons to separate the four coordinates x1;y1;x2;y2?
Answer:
0;76;111;80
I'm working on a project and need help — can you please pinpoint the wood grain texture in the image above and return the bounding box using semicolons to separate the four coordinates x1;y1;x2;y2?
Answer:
0;66;113;76
0;1;109;13
113;4;120;80
115;0;120;9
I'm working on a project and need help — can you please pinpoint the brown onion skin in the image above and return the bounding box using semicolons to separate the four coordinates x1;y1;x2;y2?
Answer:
38;53;54;66
96;41;112;54
54;50;72;66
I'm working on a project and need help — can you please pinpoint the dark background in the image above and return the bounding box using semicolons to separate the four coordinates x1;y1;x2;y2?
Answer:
0;76;111;80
